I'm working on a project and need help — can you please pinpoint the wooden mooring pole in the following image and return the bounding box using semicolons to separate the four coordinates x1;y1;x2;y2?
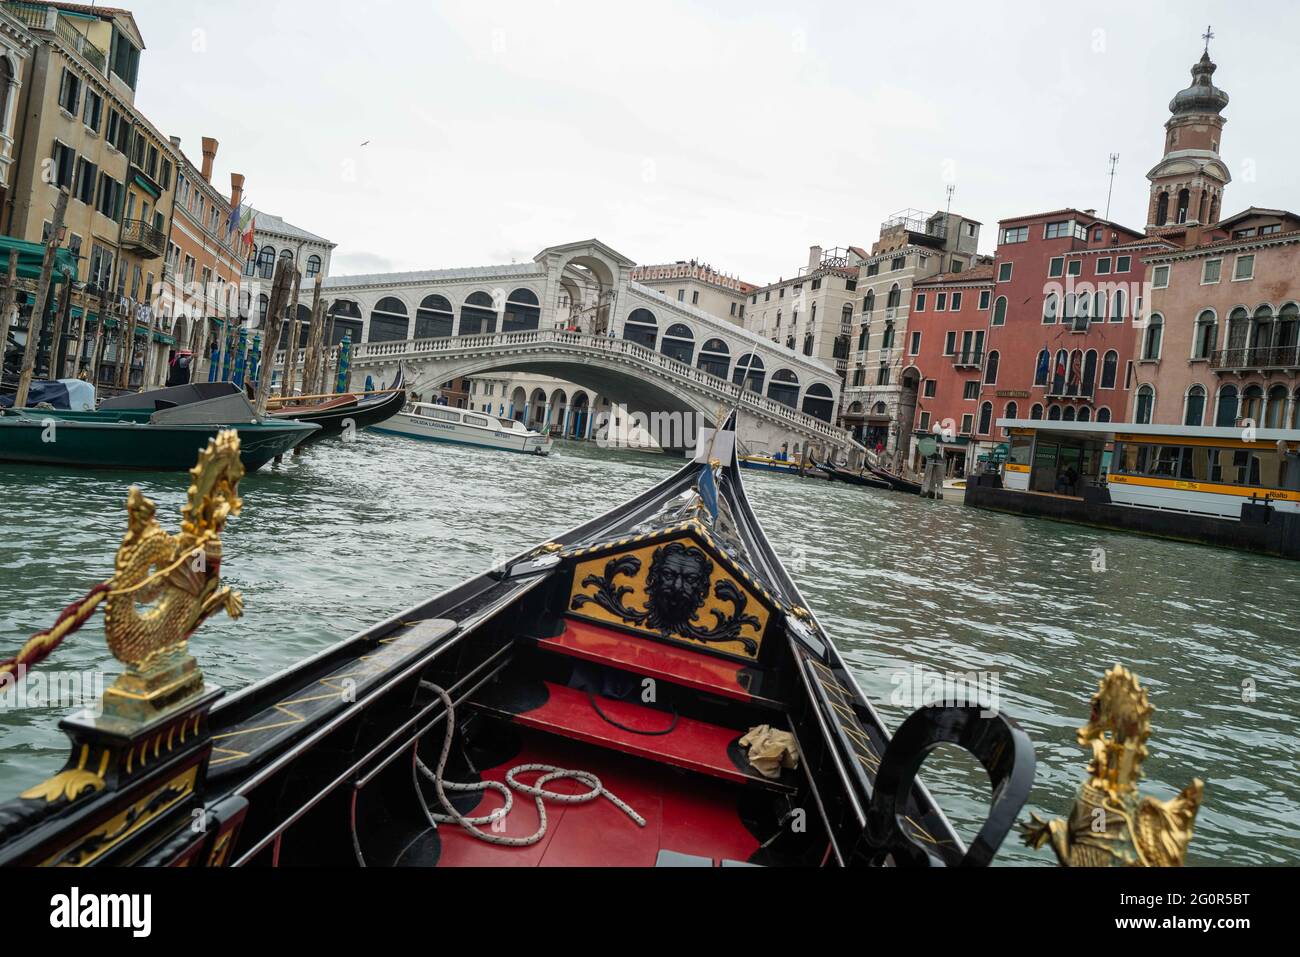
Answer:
14;189;68;409
254;259;296;417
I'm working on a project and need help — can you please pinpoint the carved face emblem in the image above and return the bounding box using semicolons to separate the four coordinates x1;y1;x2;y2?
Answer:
645;542;712;633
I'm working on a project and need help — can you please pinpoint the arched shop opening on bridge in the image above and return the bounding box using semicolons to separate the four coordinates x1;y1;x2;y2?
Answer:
327;300;364;345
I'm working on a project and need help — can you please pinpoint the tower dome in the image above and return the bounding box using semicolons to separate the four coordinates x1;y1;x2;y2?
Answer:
1169;51;1229;116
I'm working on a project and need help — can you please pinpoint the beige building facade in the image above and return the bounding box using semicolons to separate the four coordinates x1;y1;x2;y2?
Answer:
842;210;984;454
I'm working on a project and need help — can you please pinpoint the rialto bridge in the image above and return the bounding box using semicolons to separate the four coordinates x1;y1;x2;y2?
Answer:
304;240;862;459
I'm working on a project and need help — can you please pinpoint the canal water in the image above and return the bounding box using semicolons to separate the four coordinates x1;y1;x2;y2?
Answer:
0;434;1296;866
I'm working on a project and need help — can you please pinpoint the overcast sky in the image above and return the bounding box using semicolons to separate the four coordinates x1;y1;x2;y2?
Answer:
130;0;1299;284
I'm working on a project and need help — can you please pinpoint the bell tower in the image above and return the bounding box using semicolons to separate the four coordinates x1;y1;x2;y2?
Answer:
1146;28;1231;235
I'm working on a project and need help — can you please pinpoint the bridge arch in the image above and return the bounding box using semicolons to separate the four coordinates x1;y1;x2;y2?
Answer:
697;338;730;378
660;323;695;364
802;382;835;422
767;368;800;408
732;353;765;392
416;294;455;338
460;291;497;336
624;308;658;348
328;299;364;344
369;296;410;342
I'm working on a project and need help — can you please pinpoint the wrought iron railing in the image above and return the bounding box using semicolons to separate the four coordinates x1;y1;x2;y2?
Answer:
1212;345;1300;371
121;219;166;258
951;350;983;368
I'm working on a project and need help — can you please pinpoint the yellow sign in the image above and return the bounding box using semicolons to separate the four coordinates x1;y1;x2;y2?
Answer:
568;535;770;660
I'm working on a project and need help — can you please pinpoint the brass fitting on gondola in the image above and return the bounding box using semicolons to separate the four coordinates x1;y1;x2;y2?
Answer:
1020;664;1204;867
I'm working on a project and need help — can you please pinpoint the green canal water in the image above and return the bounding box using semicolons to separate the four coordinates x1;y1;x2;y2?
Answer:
0;435;1296;866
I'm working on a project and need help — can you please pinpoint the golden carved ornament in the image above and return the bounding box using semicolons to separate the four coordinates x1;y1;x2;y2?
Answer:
99;430;246;720
1021;664;1204;867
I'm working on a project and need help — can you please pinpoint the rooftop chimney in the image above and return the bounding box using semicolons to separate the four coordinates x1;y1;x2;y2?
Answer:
200;136;218;183
168;135;181;148
1084;208;1097;217
808;245;823;270
230;173;244;212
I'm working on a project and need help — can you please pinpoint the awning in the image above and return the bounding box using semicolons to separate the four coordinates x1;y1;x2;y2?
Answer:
0;235;77;283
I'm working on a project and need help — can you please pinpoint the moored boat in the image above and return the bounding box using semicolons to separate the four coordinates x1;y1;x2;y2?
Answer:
739;453;802;475
267;365;407;443
373;399;553;455
813;460;893;490
0;387;318;472
0;420;1036;867
868;463;924;494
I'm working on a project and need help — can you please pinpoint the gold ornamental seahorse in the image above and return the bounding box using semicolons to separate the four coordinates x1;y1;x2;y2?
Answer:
100;431;245;716
1021;664;1204;867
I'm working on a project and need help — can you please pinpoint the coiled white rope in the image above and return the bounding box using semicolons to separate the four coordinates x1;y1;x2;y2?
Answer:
415;681;645;847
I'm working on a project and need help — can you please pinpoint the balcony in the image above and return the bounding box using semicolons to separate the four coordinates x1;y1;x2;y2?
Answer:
1211;346;1300;373
951;350;983;368
121;219;166;258
1044;382;1095;400
3;4;109;73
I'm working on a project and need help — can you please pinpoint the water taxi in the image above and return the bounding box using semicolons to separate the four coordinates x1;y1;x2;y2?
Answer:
372;401;553;455
0;421;1037;867
967;418;1300;558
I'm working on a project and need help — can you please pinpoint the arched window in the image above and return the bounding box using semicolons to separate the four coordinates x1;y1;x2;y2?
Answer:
1077;406;1092;422
256;245;275;280
1043;293;1059;323
984;350;999;385
1135;385;1155;424
279;248;294;264
1252;305;1275;361
1215;385;1239;427
857;322;869;352
1030;403;1044;420
802;333;814;356
1100;350;1118;389
660;323;695;364
1156;191;1169;226
368;296;409;342
1278;303;1299;357
623;308;657;348
1184;385;1206;426
1004;401;1018;429
886;284;901;310
1067;350;1082;395
841;303;853;325
697;338;730;378
732;354;765;393
802;383;835;422
503;288;541;333
1034;349;1050;386
977;401;993;435
1142;314;1163;360
992;296;1007;326
257;293;269;325
863;291;874;316
1093;290;1107;322
1096;407;1112;423
1226;307;1250;363
880;322;895;350
1048;405;1062;421
767;368;799;408
459;291;497;336
327;299;364;345
1082;350;1098;396
1062;406;1076;422
1112;287;1126;322
1176;188;1190;224
244;245;257;277
415;294;454;339
1242;384;1264;424
1193;310;1218;360
306;254;322;279
1052;349;1068;394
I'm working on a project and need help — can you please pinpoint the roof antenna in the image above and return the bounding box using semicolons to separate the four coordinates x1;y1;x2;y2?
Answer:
1104;153;1119;221
944;184;955;219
